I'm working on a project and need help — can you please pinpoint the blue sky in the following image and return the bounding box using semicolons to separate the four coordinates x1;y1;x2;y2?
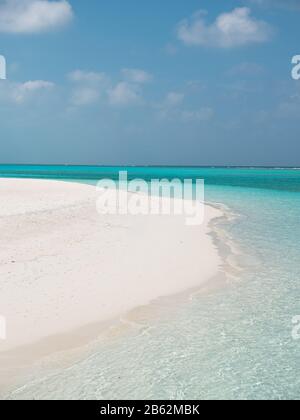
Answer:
0;0;300;166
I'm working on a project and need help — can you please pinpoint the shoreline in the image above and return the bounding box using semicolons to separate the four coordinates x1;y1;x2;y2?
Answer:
2;205;243;400
0;178;225;395
2;274;229;398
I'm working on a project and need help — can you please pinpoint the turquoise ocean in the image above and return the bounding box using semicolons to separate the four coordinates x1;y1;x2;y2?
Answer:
1;165;300;400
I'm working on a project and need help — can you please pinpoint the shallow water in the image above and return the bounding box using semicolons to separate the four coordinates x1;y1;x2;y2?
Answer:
1;167;300;400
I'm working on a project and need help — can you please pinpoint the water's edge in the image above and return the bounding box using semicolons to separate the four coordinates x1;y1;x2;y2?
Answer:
1;198;242;400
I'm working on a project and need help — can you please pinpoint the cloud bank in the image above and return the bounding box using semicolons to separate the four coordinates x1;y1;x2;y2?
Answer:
0;0;73;33
108;82;141;107
121;68;153;84
177;7;273;48
0;79;55;104
68;68;151;108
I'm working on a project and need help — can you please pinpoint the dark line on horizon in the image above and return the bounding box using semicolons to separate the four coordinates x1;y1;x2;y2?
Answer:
0;164;300;169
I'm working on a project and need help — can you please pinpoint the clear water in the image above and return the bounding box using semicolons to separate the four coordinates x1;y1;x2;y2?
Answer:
1;166;300;400
1;165;300;192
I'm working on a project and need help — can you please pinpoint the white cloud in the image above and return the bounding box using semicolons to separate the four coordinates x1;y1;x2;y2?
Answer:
13;80;54;103
0;0;73;34
177;8;273;48
158;91;213;123
163;92;184;107
70;87;100;107
181;107;214;122
68;70;109;107
186;80;206;91
157;92;184;119
68;69;149;108
108;82;141;107
121;68;152;84
68;70;107;84
0;79;55;104
228;62;265;77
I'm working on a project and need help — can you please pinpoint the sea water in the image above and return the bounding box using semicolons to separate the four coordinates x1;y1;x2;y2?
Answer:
1;166;300;400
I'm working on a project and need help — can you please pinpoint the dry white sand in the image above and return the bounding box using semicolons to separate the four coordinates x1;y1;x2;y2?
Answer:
0;178;222;356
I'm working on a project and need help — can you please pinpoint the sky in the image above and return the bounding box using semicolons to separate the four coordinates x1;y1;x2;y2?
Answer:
0;0;300;166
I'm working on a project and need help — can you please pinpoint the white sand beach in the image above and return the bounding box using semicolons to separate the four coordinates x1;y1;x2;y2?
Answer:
0;179;222;389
